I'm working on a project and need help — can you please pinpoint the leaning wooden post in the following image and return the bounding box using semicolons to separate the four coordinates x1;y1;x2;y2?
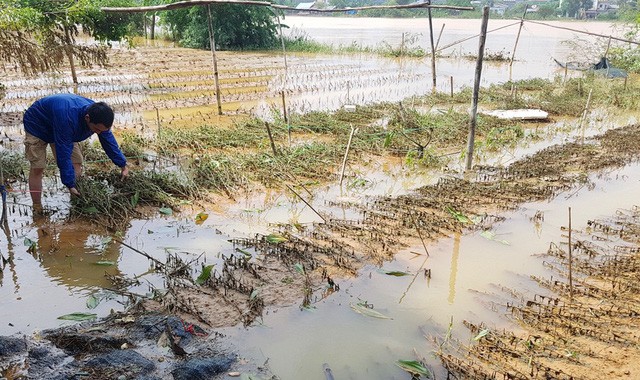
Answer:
509;8;527;81
339;125;357;187
427;0;437;92
604;35;612;77
604;35;612;58
435;23;446;50
275;13;291;146
568;207;573;302
265;122;278;156
206;5;223;116
465;6;489;171
0;167;8;226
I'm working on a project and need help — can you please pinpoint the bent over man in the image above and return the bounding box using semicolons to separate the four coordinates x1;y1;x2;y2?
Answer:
23;93;129;207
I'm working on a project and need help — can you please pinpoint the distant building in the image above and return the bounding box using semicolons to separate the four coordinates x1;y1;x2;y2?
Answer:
585;0;619;18
296;2;316;10
490;3;509;15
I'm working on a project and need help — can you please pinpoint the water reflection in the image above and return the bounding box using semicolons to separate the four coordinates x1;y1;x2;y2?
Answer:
30;213;122;290
447;232;461;304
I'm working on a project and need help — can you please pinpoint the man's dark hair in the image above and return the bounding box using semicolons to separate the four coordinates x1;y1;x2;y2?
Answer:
86;102;114;128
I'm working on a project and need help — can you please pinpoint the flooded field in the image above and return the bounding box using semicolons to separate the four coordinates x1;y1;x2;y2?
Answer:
1;16;639;380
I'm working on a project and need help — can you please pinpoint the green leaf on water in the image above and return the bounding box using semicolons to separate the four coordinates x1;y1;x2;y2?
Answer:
474;329;490;341
377;268;411;277
479;230;510;245
293;263;305;275
236;248;253;258
350;303;392;320
57;312;97;321
24;237;36;248
195;212;208;225
396;359;432;377
159;207;173;215
86;294;100;309
266;234;287;244
446;206;473;224
196;264;215;285
95;260;116;266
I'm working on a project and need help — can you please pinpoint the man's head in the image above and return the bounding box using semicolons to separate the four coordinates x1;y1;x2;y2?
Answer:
85;102;114;135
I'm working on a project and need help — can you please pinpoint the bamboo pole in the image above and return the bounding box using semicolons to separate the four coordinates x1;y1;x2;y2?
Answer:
276;13;288;72
113;238;165;267
604;35;612;57
436;21;520;53
524;20;640;46
265;122;278;156
275;13;291;146
284;184;326;223
63;26;78;88
103;1;473;14
339;126;357;187
435;23;446;50
465;6;489;171
206;5;223;116
578;88;593;137
509;8;528;81
427;1;437;92
604;35;612;77
568;207;573;302
150;12;156;40
0;167;7;226
450;76;454;98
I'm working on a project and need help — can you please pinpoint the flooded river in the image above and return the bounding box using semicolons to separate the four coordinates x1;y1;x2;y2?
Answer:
0;15;637;380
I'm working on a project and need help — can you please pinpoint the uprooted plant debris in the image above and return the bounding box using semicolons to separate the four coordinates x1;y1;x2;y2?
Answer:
436;205;640;380
145;124;640;336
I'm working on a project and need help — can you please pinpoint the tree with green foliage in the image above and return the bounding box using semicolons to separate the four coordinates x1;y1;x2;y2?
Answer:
0;0;141;80
560;0;593;18
161;4;279;50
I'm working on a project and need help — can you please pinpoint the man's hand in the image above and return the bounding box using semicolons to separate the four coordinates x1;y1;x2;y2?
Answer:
69;187;81;197
120;165;130;180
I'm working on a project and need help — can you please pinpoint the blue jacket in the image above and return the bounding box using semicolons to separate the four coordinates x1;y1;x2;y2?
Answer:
23;94;127;189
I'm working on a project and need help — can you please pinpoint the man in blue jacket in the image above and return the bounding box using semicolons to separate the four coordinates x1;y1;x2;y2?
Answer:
23;94;129;207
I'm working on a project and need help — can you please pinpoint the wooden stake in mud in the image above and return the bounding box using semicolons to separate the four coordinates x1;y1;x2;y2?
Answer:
579;88;593;134
264;122;278;156
568;207;573;302
509;8;528;81
0;167;8;227
206;5;223;116
281;91;289;121
427;0;437;92
465;6;489;171
339;125;357;187
450;76;454;98
275;13;291;146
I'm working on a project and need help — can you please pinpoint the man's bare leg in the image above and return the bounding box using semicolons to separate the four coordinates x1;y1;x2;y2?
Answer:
29;167;44;206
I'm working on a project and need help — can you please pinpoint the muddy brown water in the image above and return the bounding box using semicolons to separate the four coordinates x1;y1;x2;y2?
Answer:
0;16;638;379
